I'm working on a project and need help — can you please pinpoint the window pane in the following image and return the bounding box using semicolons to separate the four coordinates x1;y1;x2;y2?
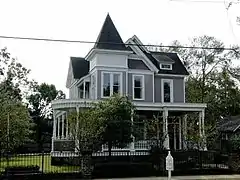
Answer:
103;86;110;97
103;73;110;97
79;84;84;98
164;82;171;102
134;87;142;99
113;74;120;86
103;73;110;86
85;82;90;99
134;76;142;88
113;85;119;94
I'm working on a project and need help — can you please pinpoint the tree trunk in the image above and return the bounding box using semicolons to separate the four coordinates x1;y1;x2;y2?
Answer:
81;151;93;179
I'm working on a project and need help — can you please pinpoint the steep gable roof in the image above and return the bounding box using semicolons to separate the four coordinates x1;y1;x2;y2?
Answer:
150;52;189;75
70;57;89;79
127;36;189;75
94;14;127;51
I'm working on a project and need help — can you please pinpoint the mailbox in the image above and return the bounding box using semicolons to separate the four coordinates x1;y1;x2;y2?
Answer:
166;151;174;171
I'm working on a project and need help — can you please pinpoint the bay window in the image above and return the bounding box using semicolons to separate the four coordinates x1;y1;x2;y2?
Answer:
78;81;90;99
101;72;122;98
133;75;144;100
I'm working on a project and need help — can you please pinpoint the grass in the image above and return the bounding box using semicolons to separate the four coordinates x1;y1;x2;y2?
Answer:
0;155;80;173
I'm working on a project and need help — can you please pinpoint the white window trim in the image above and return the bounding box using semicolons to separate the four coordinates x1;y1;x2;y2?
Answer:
161;79;174;103
160;63;172;70
101;71;123;98
132;74;145;100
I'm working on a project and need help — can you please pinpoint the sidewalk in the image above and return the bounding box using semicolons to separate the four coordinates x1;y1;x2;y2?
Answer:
95;174;240;180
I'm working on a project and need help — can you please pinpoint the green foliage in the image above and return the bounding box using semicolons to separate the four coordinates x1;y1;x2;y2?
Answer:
0;48;33;152
68;108;106;153
27;83;66;146
94;94;137;152
0;48;35;100
0;100;32;152
154;35;240;149
68;94;137;156
230;134;240;151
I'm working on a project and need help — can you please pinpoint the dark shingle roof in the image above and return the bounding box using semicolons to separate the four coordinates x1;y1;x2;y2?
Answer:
217;115;240;132
94;14;127;51
128;59;149;70
70;57;89;79
146;51;189;75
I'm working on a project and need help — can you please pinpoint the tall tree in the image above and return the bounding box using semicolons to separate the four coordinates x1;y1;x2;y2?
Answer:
68;107;106;178
0;48;33;152
94;94;137;157
27;83;65;150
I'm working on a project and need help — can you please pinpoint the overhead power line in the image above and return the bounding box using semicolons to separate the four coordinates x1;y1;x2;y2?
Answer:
0;35;238;53
169;0;227;3
169;0;239;3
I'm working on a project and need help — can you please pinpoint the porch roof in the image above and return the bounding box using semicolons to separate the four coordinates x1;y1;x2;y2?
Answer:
51;99;206;112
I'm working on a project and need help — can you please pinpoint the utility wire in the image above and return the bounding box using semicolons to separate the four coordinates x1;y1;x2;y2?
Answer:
170;0;239;3
169;0;227;3
0;35;238;53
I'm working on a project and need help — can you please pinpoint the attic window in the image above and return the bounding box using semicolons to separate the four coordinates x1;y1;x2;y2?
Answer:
160;63;172;70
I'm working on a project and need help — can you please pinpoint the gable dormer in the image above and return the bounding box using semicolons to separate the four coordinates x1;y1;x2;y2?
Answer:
86;14;132;71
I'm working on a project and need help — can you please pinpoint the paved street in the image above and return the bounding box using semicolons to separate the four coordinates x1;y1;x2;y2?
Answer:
95;174;240;180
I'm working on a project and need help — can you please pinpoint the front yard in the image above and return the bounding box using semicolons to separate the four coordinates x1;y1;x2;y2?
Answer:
0;154;80;173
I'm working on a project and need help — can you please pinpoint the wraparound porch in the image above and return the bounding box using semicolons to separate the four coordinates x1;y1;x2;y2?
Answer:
51;99;207;155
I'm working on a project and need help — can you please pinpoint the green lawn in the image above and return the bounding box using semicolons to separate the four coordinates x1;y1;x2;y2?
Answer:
0;155;80;173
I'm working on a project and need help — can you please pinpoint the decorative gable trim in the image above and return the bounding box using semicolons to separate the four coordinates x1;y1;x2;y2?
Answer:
131;35;149;53
126;38;159;73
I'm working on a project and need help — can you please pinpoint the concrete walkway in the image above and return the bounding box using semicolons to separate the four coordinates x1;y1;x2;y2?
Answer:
95;175;240;180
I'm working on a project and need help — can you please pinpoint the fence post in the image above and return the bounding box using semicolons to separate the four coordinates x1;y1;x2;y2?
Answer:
199;150;202;171
42;150;44;174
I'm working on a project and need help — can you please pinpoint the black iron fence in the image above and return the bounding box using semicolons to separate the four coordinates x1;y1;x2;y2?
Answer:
0;149;236;179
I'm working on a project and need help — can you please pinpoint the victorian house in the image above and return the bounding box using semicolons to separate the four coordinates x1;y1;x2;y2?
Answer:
51;14;207;158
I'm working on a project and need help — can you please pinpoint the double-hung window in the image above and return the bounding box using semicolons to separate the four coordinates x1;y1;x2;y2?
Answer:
161;79;173;103
133;75;144;100
102;72;122;98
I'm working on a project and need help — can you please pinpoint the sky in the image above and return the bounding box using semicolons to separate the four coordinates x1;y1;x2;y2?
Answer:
0;0;239;97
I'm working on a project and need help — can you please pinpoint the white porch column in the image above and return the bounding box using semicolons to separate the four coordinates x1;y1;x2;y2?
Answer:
75;106;80;152
57;116;60;139
52;110;57;152
163;108;169;150
130;109;135;151
199;112;202;138
198;111;206;150
66;112;69;139
201;109;207;151
183;114;187;150
53;110;57;139
61;113;65;139
83;81;86;99
179;117;182;150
